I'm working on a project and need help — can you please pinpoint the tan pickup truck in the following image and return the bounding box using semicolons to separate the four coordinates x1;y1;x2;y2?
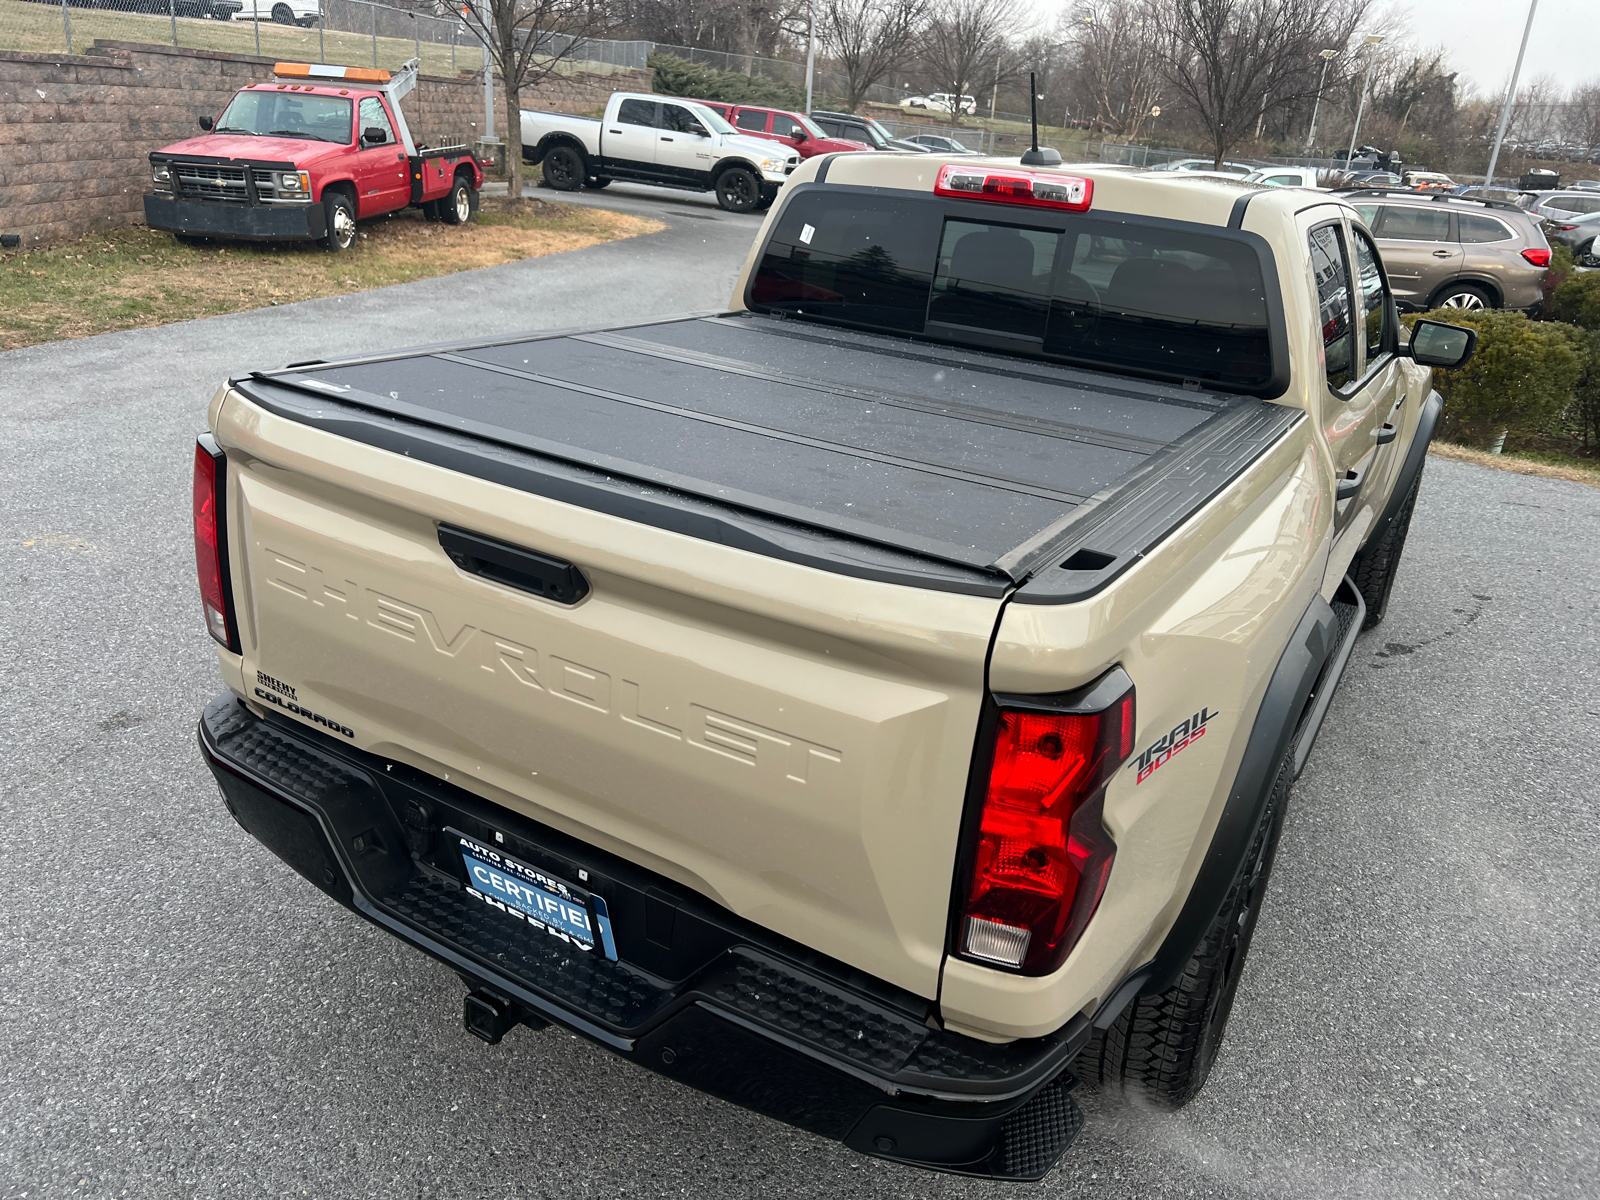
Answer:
192;153;1475;1180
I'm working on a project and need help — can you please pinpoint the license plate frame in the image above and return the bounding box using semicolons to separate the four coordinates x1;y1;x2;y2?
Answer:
451;829;616;961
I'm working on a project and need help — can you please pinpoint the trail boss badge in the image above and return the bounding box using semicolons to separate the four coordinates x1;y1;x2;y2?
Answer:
1132;707;1217;784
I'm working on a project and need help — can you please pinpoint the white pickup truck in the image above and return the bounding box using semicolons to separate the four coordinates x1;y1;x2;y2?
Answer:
521;92;801;212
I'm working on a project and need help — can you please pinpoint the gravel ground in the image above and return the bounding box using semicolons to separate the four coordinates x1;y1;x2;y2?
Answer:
2;182;1598;1200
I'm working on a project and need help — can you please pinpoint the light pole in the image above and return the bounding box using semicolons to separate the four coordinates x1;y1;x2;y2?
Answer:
804;0;816;114
1305;49;1339;152
1485;0;1539;189
1345;33;1386;166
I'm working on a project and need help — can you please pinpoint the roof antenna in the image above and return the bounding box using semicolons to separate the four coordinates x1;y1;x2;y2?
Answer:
1020;72;1061;166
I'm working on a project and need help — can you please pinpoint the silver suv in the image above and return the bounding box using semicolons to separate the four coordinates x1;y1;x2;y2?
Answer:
1339;189;1550;312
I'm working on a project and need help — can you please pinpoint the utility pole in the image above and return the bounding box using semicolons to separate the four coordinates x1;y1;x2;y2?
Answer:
804;0;816;113
990;52;1000;120
1345;33;1386;165
1485;0;1539;189
1305;49;1338;152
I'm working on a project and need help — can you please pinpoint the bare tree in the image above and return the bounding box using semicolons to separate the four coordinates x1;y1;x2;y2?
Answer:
1065;0;1164;140
918;0;1021;124
818;0;927;112
1562;79;1600;157
1149;0;1370;166
460;0;612;205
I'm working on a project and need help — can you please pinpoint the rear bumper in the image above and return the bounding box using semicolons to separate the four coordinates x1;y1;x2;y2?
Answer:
197;692;1089;1180
144;194;326;241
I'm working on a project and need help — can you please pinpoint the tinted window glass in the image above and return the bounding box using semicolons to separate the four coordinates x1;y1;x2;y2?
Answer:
929;220;1058;344
1309;224;1354;390
735;109;769;132
617;99;657;127
750;192;1276;389
1352;204;1379;226
1265;175;1301;186
218;90;352;142
1351;228;1387;366
776;116;808;139
660;104;705;135
1566;196;1600;214
357;96;394;144
751;192;940;332
1377;206;1451;242
1457;214;1514;243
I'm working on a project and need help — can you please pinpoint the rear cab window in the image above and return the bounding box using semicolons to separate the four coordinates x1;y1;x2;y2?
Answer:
749;187;1282;393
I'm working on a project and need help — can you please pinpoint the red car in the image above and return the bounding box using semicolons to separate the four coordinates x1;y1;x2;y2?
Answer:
691;102;868;160
144;60;483;252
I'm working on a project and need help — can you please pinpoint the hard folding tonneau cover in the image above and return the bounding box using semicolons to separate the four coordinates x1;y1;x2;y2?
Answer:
236;312;1302;601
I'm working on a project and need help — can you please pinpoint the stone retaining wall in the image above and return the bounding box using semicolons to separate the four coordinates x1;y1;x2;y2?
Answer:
0;41;649;247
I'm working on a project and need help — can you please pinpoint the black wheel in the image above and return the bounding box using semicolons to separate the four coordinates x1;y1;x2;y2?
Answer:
1081;745;1293;1109
715;166;761;213
583;177;612;190
541;146;584;192
271;2;293;22
1432;282;1493;312
321;192;356;252
440;178;474;226
296;14;315;24
1351;466;1422;629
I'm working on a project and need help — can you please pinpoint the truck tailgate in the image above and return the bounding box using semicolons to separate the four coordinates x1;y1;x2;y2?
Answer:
216;390;1001;998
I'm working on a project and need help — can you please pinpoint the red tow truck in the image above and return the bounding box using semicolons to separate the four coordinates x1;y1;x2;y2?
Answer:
144;59;483;252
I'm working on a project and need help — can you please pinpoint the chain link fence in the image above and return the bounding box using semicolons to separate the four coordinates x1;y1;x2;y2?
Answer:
0;0;646;77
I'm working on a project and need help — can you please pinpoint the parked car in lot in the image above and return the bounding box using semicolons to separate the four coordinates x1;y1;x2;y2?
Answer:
1401;171;1454;190
1546;210;1600;262
690;102;867;160
1523;190;1600;222
1339;188;1550;311
1241;167;1323;188
143;59;481;251
809;110;927;153
903;133;978;154
523;93;799;212
1344;170;1403;188
1155;158;1252;175
88;0;241;18
900;92;976;114
191;151;1474;1182
236;0;319;24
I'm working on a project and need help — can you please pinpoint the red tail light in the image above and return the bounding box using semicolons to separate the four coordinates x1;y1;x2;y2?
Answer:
934;163;1093;212
960;670;1134;974
1521;247;1552;267
193;435;238;652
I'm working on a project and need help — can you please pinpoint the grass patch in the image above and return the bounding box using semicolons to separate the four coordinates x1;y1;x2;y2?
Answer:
1430;441;1600;488
0;198;662;351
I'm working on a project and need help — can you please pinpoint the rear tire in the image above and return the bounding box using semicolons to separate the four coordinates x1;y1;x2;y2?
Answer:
541;146;585;192
714;166;761;213
321;192;356;252
1081;745;1293;1109
1433;282;1493;311
440;177;474;226
1351;466;1423;629
271;2;292;22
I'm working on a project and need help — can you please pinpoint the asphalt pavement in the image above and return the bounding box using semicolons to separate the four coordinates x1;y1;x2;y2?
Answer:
3;182;1599;1200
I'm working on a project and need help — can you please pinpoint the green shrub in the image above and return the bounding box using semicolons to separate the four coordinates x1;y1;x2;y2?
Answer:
1552;270;1600;329
1403;309;1587;448
1571;326;1600;451
648;53;806;110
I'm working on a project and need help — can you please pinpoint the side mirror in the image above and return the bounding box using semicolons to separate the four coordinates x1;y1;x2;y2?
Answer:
790;128;807;142
361;126;387;146
1407;319;1477;369
198;115;214;131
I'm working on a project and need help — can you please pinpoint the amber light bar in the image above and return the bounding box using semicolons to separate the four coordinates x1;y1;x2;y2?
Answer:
274;62;392;83
933;163;1093;212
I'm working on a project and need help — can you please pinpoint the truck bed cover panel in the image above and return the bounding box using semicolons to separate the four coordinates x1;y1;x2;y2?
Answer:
240;313;1298;595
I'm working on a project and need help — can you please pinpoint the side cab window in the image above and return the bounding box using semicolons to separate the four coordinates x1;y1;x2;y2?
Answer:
1308;223;1355;391
734;109;770;132
1349;227;1391;371
617;98;658;127
357;96;395;145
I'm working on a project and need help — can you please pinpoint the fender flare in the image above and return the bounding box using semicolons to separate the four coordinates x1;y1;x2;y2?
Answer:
711;157;763;183
1139;592;1338;996
1359;389;1442;559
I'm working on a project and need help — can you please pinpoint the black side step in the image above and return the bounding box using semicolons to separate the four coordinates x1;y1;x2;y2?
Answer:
1291;575;1366;778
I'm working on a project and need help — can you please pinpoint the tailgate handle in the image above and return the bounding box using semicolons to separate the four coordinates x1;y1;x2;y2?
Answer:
438;524;590;605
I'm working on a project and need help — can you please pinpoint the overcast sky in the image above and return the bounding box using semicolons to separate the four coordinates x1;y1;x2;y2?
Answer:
1387;0;1596;96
